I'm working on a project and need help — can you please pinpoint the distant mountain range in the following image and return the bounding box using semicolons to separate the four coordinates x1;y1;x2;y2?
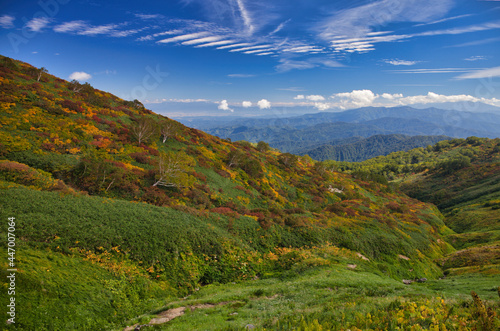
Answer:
298;134;452;162
192;106;500;161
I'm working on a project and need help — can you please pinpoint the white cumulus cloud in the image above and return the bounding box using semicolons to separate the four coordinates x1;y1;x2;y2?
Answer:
306;95;325;101
314;102;331;111
292;89;500;110
294;95;305;100
333;89;377;109
398;92;481;105
242;101;252;108
69;71;92;81
218;100;233;112
381;93;403;100
257;99;271;109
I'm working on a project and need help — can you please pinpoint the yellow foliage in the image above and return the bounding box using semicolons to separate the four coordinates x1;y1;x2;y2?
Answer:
237;195;250;205
123;162;144;172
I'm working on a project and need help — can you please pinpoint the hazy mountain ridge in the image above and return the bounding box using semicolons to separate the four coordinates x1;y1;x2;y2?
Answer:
198;106;500;161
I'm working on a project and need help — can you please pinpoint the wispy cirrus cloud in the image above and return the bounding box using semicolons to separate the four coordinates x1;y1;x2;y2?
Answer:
310;0;500;55
464;55;488;61
194;40;235;47
383;59;421;66
0;15;15;29
414;14;474;27
455;66;500;79
276;57;344;72
229;45;272;52
278;87;305;92
217;42;253;49
26;17;51;32
236;0;254;34
315;0;454;41
135;13;164;20
390;68;482;74
26;1;500;75
54;20;144;37
157;32;211;43
447;37;500;48
54;20;87;33
228;74;256;78
325;20;500;54
415;20;500;37
269;19;291;36
182;36;224;45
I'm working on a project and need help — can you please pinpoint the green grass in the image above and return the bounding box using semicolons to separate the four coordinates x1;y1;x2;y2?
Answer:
126;265;500;330
0;246;172;330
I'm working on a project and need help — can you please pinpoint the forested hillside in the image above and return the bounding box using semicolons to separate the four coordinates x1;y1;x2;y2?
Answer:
327;137;500;277
300;134;451;161
1;55;499;330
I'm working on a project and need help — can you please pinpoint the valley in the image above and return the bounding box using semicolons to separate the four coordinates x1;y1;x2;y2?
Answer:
0;55;499;330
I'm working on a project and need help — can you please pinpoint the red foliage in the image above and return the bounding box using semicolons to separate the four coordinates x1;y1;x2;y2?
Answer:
92;115;103;123
129;152;151;164
41;142;56;151
216;169;230;178
28;82;42;91
326;203;345;215
191;171;207;182
60;99;84;113
110;161;127;169
140;144;159;156
89;136;111;149
312;196;324;204
141;186;172;206
386;201;405;213
210;207;239;218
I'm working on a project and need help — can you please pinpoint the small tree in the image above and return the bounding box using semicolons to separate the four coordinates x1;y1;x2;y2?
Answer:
278;153;298;168
74;151;124;194
68;79;83;93
133;99;145;110
159;120;179;143
153;151;195;188
131;117;157;145
37;67;48;81
226;149;245;168
256;141;270;152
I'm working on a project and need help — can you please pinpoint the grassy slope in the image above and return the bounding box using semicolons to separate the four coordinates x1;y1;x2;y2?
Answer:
149;267;500;331
1;55;495;329
327;137;500;279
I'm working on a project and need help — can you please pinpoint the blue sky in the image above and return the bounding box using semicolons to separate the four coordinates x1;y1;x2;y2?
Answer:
1;0;500;117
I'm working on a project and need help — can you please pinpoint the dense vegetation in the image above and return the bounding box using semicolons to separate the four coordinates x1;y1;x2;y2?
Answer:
1;55;499;330
301;134;451;162
326;137;500;281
